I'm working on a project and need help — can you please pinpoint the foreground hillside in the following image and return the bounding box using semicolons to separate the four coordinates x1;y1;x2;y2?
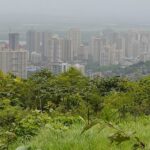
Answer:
0;68;150;149
11;117;150;150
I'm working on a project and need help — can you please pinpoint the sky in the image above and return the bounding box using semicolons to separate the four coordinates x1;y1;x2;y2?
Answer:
0;0;150;23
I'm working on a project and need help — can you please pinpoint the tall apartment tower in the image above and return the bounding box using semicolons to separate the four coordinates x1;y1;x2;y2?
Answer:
0;49;28;78
52;35;61;62
61;38;72;62
47;35;62;63
9;33;19;50
41;32;51;59
67;28;81;61
91;36;104;63
26;30;41;55
78;44;89;62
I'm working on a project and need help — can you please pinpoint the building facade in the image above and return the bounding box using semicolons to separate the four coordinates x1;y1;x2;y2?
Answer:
0;49;28;78
9;33;19;50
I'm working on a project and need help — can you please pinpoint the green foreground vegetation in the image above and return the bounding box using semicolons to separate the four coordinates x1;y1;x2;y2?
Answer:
11;117;150;150
1;68;150;150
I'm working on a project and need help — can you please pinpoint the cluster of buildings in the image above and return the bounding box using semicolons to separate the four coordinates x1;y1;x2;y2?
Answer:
1;28;150;78
0;33;27;78
90;29;150;66
26;29;82;64
0;29;85;78
27;29;150;66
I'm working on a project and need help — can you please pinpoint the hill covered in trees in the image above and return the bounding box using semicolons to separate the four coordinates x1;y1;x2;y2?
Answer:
0;68;150;149
87;60;150;79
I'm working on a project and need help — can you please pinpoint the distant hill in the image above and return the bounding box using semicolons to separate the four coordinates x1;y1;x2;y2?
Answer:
88;61;150;79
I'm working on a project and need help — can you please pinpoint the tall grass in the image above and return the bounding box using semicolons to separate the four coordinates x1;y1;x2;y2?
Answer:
11;116;150;150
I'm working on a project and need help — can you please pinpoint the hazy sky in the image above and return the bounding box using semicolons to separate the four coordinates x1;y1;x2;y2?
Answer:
0;0;150;22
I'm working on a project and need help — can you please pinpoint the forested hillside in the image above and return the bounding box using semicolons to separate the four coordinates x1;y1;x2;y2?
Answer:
0;68;150;150
87;61;150;79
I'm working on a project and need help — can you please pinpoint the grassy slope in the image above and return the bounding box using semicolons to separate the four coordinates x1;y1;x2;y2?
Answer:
11;117;150;150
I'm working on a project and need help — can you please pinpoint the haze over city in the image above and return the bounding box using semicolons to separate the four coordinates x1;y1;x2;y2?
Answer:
0;0;150;24
1;0;150;79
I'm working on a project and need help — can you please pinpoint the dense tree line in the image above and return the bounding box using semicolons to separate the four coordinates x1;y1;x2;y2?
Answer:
1;68;150;149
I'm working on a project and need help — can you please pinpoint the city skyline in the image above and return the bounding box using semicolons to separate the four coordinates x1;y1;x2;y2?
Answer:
1;0;150;78
1;28;150;78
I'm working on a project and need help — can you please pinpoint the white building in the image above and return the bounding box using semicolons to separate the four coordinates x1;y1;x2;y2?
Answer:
31;51;42;65
48;62;85;75
26;30;41;55
47;34;62;63
61;38;72;63
49;62;70;74
9;33;20;50
72;64;85;75
41;32;51;59
67;28;81;61
0;49;28;78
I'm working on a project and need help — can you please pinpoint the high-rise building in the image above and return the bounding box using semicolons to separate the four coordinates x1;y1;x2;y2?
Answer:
78;44;89;62
91;36;105;63
31;51;42;65
0;49;28;78
124;31;141;59
26;30;41;55
41;32;51;59
99;45;111;66
114;36;126;64
9;33;19;50
61;38;72;62
48;35;62;63
67;28;81;61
